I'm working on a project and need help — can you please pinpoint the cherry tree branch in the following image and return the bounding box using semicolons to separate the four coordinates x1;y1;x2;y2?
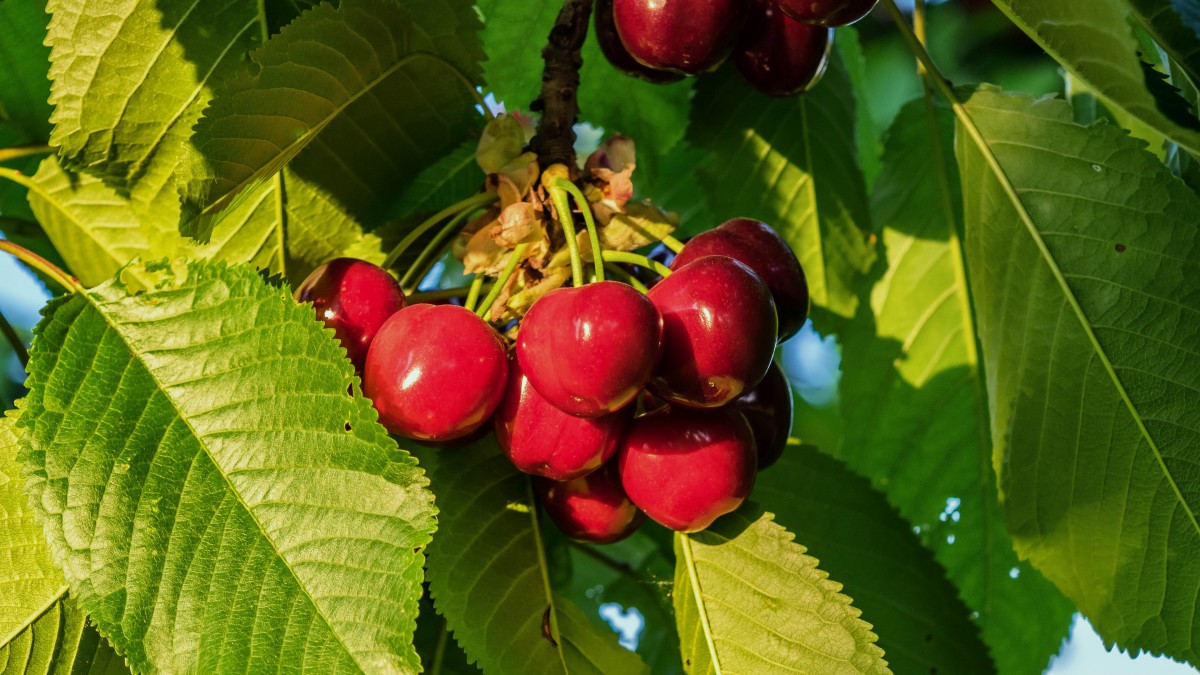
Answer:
530;0;594;174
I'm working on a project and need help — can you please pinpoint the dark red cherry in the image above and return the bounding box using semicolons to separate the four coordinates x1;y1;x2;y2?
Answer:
672;218;808;341
613;0;747;75
596;0;684;83
732;361;793;469
734;2;832;97
294;257;406;371
647;256;777;408
617;407;756;532
774;0;878;27
363;304;507;441
535;462;646;544
516;281;662;418
495;354;633;481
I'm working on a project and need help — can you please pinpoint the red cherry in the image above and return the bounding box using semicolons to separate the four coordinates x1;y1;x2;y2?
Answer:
617;407;757;532
672;218;808;341
732;361;793;469
612;0;747;75
516;281;662;418
495;354;633;481
363;304;507;441
595;0;684;83
647;256;777;408
535;463;645;544
294;258;406;371
774;0;878;27
733;2;833;97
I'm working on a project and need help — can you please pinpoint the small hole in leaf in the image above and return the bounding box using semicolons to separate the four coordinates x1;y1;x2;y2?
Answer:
345;422;352;432
413;546;422;554
1115;243;1127;253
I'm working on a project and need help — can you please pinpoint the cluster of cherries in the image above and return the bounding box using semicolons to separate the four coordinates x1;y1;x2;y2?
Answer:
597;0;879;96
296;218;806;541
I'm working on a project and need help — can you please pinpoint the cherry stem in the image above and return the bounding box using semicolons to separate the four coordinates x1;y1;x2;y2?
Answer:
554;178;604;282
0;239;80;292
604;263;649;293
600;250;672;279
464;275;486;312
0;144;52;164
659;234;686;254
383;192;496;270
548;185;585;287
400;205;477;291
476;243;530;319
0;308;28;367
405;285;473;303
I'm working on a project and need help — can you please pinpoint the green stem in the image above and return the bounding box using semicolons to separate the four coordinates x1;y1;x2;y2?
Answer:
554;178;603;282
476;243;530;318
0;308;29;367
660;234;686;254
604;263;648;293
464;275;486;312
548;185;584;287
0;144;52;164
600;250;671;279
383;192;496;269
406;285;472;304
0;239;80;292
400;206;477;291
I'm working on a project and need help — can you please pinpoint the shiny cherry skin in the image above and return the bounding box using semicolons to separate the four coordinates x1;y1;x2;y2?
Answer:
495;354;633;481
672;218;809;341
647;256;777;408
732;361;793;469
517;281;662;418
774;0;878;27
596;0;684;83
613;0;747;75
535;462;646;544
618;407;757;532
734;1;833;97
363;304;508;442
294;258;406;371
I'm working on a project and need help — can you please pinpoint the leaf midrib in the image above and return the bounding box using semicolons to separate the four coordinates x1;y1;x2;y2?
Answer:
678;532;722;675
0;585;68;651
525;477;571;674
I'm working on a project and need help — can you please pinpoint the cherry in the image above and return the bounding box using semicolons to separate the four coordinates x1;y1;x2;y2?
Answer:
596;0;684;83
294;258;406;371
731;361;793;469
363;304;507;441
535;462;645;544
516;281;662;418
671;218;808;341
617;407;756;532
495;354;633;481
647;256;777;408
734;1;833;97
774;0;878;27
612;0;747;75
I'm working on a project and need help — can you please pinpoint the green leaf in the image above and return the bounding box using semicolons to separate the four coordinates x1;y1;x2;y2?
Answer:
757;445;996;675
957;86;1200;663
388;139;484;222
475;0;556;110
1125;0;1200;86
0;0;54;144
46;0;261;188
687;59;874;324
180;0;485;241
840;96;1075;674
991;0;1200;156
674;505;890;675
835;26;881;191
416;437;650;675
19;260;438;672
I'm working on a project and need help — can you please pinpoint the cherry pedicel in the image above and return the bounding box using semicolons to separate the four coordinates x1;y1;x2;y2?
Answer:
732;361;794;469
734;0;833;97
363;304;508;442
617;407;757;533
535;462;646;544
495;354;633;481
774;0;879;27
647;255;778;408
294;257;406;372
612;0;747;75
596;0;684;83
517;281;662;418
672;218;809;341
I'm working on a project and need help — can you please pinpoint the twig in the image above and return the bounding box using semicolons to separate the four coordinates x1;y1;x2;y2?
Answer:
0;308;28;367
529;0;594;173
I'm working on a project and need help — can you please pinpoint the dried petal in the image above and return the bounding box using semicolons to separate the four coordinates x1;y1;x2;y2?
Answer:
477;114;527;174
603;201;679;252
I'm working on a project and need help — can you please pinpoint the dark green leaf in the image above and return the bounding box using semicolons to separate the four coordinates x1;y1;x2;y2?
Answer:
0;0;53;144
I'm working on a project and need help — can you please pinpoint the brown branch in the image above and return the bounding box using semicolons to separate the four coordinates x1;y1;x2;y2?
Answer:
529;0;594;176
